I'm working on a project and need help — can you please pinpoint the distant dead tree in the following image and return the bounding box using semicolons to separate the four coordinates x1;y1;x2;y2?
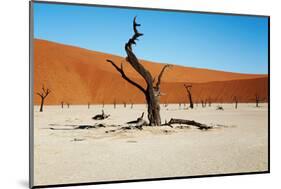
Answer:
208;98;211;107
204;99;208;107
130;100;134;109
88;102;90;109
255;94;260;107
234;96;238;109
102;101;105;108
113;99;116;109
61;101;64;109
124;102;127;108
184;84;194;109
36;85;51;112
67;103;70;108
201;100;204;108
107;17;171;126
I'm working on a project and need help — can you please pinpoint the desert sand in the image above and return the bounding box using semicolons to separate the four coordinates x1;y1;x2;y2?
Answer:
34;39;268;105
33;103;268;186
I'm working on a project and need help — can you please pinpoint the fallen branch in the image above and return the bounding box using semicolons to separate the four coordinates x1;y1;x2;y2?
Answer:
126;112;148;129
161;118;212;130
92;110;110;120
216;106;224;110
49;123;109;130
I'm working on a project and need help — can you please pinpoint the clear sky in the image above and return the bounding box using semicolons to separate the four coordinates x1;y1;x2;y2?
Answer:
34;2;269;74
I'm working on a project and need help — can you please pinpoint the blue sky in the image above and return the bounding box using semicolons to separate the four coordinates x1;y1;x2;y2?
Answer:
34;2;269;74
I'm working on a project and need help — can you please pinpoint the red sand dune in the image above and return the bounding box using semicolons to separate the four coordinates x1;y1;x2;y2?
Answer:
33;39;268;105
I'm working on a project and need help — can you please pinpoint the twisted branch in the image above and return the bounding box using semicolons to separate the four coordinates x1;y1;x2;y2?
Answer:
125;17;143;50
125;16;153;87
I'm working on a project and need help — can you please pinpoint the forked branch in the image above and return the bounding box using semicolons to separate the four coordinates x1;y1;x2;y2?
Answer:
106;59;146;94
155;64;172;89
37;85;51;99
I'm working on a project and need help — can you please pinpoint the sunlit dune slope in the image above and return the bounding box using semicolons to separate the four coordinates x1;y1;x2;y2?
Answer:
34;39;268;105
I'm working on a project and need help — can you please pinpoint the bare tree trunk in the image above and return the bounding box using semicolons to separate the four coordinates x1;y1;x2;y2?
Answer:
39;98;44;112
61;101;64;109
256;95;259;107
184;84;193;109
107;17;171;126
234;96;238;109
146;89;161;126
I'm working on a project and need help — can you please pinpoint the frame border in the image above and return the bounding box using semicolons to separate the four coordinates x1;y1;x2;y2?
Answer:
29;1;270;188
29;1;34;188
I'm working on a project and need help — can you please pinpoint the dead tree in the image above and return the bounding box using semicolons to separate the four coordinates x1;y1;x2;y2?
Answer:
201;100;204;108
88;102;90;109
184;84;193;109
130;100;134;109
234;96;238;109
113;99;116;109
107;17;171;126
124;102;126;108
36;85;51;112
255;94;260;107
67;103;70;108
61;101;64;109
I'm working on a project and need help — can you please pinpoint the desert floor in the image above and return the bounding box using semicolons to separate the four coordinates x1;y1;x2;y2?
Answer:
33;103;268;186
